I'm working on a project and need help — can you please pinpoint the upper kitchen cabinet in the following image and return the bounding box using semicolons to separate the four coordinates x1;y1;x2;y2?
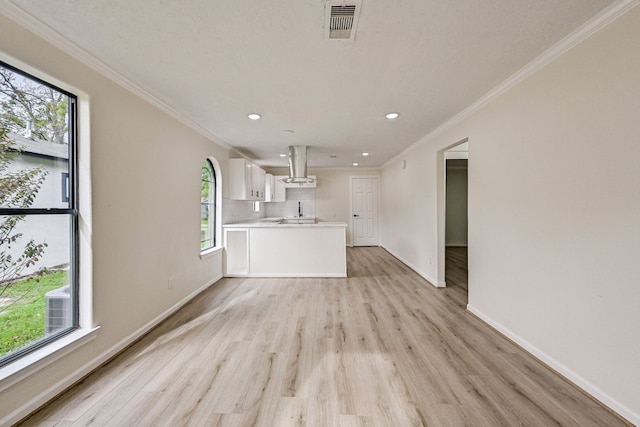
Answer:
265;174;275;202
228;158;265;201
273;175;287;202
252;166;266;200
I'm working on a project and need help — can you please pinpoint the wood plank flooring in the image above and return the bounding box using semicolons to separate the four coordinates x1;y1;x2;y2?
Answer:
20;247;629;426
445;247;468;294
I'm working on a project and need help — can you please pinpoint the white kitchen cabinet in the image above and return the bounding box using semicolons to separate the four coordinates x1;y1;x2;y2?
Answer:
228;158;265;201
253;166;266;200
249;226;345;277
264;173;275;202
273;175;287;202
228;158;251;200
224;228;249;276
223;222;347;277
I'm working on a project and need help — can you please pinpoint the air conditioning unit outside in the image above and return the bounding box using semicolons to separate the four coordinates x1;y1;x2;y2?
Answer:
45;284;72;336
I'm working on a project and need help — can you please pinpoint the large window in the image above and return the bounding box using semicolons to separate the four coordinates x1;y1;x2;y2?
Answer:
0;62;78;366
200;159;216;251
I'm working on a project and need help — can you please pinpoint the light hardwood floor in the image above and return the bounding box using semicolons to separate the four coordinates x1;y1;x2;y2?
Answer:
20;247;629;426
445;247;468;294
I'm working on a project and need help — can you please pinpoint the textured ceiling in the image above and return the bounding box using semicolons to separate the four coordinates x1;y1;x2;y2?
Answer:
7;0;614;168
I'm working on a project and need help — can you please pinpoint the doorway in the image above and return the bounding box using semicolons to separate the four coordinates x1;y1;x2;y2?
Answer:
437;140;468;299
445;158;468;298
350;176;380;246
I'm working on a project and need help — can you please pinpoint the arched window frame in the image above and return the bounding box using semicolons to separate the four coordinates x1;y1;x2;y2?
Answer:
200;158;221;256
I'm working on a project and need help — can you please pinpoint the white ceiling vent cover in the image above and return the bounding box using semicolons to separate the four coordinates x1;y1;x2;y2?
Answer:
325;1;362;41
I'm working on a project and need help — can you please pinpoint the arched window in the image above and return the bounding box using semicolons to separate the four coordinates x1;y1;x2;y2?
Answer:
200;159;216;251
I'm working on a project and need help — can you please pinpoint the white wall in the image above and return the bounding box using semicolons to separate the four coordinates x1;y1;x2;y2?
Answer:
381;153;440;284
0;13;232;424
381;6;640;424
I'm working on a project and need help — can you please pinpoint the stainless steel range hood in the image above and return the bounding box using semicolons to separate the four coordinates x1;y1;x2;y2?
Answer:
283;145;316;184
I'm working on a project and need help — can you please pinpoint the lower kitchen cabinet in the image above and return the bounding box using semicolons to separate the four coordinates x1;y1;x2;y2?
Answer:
224;228;249;276
223;222;346;277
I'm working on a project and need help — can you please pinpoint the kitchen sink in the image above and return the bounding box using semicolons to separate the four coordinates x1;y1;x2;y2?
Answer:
279;218;316;224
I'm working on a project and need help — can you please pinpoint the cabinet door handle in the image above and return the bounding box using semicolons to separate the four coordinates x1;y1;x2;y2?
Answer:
353;214;360;217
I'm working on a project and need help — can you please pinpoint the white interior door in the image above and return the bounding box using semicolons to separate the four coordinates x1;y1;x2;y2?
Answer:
351;177;379;246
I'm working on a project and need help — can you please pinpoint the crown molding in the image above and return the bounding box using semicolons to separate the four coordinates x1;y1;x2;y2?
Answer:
382;0;640;169
0;1;233;150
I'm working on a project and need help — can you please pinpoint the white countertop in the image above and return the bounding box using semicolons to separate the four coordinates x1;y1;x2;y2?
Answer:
223;218;347;228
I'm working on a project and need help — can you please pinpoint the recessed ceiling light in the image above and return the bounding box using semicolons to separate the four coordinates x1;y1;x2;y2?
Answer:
248;113;261;120
362;152;369;156
352;162;359;166
385;112;399;119
279;153;287;158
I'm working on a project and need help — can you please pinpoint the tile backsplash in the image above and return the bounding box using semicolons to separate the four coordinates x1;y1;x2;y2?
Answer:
265;188;316;218
222;198;263;224
223;188;316;224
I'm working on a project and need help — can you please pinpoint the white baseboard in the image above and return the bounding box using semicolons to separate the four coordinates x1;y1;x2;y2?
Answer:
3;274;223;427
245;273;347;278
467;304;639;426
381;246;446;288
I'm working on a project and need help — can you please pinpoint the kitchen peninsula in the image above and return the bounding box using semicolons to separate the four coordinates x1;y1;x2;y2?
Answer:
223;220;347;277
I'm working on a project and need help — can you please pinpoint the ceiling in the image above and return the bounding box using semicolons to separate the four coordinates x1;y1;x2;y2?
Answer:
7;0;614;168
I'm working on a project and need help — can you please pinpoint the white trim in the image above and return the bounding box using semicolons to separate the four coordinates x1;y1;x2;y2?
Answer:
243;273;347;278
0;52;79;98
199;246;223;260
0;2;232;150
97;273;222;364
0;275;222;427
381;245;446;288
0;328;99;426
74;88;95;334
200;157;223;261
0;52;98;425
0;327;99;392
208;156;224;254
444;151;468;160
436;138;469;287
467;304;639;426
382;0;640;169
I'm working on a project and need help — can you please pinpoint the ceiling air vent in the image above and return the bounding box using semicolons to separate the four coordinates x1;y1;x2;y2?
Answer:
325;1;361;41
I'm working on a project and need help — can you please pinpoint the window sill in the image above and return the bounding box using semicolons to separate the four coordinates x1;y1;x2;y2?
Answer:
0;326;100;393
200;246;223;260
